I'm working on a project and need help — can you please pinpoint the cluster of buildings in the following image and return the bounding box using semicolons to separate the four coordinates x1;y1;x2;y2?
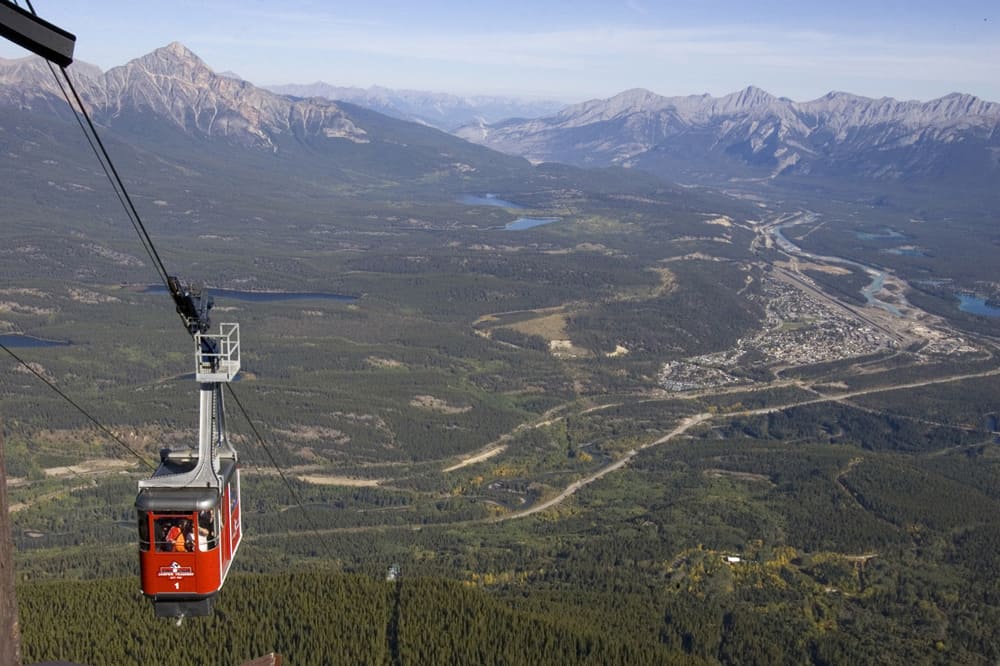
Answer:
659;276;891;392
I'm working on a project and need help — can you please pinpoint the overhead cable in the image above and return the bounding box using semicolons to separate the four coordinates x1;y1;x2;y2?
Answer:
19;0;336;558
225;384;339;560
22;1;171;289
0;342;156;471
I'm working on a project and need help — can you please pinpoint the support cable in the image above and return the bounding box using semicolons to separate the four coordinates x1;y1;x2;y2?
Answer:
219;413;267;480
54;65;171;287
17;0;336;555
21;0;171;289
225;385;338;560
0;342;156;471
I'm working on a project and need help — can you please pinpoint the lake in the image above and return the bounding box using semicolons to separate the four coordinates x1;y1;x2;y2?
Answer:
0;334;70;348
144;286;357;303
458;194;561;230
506;217;560;231
884;247;928;257
856;228;907;241
957;294;1000;318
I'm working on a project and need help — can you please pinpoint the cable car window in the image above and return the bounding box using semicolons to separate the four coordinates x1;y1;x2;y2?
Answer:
154;515;195;552
197;510;218;551
137;511;150;552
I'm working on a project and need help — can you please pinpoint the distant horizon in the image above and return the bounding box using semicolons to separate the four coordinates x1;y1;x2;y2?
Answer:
1;1;997;104
4;43;998;109
260;78;1000;107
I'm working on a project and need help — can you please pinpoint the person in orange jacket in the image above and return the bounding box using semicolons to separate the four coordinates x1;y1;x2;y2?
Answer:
165;521;184;552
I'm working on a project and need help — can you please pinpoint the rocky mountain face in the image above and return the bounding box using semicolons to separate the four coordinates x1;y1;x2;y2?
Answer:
454;86;1000;188
0;42;528;185
266;82;565;130
5;44;997;194
1;43;369;149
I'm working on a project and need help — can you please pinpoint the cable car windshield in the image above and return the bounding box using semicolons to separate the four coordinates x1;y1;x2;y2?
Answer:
142;511;218;553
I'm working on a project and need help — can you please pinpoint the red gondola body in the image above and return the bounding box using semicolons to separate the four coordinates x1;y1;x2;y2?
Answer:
136;461;241;610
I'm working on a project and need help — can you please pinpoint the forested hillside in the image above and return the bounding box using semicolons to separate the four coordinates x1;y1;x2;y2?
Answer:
18;574;682;665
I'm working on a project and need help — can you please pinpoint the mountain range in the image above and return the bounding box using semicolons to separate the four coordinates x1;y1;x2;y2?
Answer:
265;82;564;130
3;42;999;201
0;42;531;189
455;86;1000;191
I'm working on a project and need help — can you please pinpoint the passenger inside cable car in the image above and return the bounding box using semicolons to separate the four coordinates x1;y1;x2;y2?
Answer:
198;510;217;551
147;513;217;552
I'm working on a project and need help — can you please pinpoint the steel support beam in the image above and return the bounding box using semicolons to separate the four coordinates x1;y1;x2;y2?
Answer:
0;1;75;66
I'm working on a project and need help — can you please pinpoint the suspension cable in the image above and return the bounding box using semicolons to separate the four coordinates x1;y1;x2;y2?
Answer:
52;64;171;287
47;63;169;287
1;342;156;471
225;384;338;559
23;0;171;289
17;0;338;555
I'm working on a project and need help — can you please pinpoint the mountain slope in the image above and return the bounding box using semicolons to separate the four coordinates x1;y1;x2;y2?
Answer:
455;86;1000;189
0;43;531;188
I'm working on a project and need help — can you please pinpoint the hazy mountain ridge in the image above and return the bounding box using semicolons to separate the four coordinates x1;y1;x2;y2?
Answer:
265;81;565;130
455;86;1000;187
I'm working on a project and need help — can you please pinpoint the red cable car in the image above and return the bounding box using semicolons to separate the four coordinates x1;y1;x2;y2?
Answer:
135;450;241;617
136;280;242;618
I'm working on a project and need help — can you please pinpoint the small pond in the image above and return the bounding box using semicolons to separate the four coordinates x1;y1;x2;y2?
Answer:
884;247;928;257
856;228;907;241
0;334;70;348
505;217;561;231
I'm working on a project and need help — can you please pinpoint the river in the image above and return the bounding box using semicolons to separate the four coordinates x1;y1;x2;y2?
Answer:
772;218;901;315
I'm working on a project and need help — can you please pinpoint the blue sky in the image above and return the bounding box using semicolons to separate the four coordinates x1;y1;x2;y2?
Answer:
2;0;998;103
